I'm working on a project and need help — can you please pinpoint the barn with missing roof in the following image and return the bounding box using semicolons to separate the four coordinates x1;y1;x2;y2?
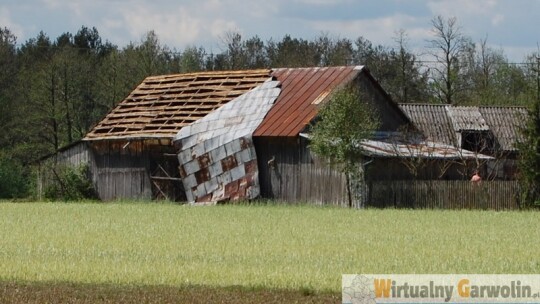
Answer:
37;70;271;201
36;66;525;208
38;66;412;204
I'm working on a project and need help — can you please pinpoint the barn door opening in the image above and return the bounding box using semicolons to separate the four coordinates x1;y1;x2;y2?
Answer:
150;153;185;201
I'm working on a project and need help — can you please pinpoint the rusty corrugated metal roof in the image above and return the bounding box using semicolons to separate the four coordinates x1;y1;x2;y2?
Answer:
84;69;271;140
254;66;361;137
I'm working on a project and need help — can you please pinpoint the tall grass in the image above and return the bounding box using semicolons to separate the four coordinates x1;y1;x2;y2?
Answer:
0;202;539;293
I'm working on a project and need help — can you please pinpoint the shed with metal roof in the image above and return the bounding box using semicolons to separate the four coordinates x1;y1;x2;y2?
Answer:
253;66;411;205
399;104;527;153
398;103;527;180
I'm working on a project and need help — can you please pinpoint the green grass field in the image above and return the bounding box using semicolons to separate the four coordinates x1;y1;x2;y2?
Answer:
0;202;539;302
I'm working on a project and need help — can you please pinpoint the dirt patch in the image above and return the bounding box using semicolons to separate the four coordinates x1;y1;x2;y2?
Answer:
0;282;340;304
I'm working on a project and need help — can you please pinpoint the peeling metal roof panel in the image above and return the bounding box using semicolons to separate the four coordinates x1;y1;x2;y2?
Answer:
478;106;527;151
254;66;361;137
361;139;493;159
446;106;489;131
298;132;492;159
174;79;281;203
85;69;271;140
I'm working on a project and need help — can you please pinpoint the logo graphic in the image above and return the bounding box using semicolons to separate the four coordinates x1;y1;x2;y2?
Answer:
342;275;540;304
343;275;376;304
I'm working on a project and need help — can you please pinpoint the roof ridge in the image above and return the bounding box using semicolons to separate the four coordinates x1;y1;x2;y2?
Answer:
144;69;271;80
398;103;447;106
399;103;528;109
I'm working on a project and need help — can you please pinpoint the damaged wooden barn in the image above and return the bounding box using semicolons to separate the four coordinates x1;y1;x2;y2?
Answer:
37;70;272;201
37;65;526;208
38;66;408;204
173;66;412;205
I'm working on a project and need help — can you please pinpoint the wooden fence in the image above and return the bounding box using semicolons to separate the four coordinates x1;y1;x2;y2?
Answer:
368;180;521;210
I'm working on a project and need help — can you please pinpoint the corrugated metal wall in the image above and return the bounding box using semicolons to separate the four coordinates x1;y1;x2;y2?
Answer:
255;137;349;206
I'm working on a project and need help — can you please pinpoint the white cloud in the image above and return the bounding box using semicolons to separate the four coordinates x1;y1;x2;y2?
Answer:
307;13;430;48
0;7;24;40
499;46;538;62
4;0;539;62
491;14;504;26
292;0;351;5
210;20;240;39
427;0;498;17
120;5;202;46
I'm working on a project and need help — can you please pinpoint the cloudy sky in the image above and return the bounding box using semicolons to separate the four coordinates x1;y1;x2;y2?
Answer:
1;0;539;61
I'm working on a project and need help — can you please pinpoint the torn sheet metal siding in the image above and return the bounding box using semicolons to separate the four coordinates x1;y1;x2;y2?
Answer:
399;104;527;153
174;79;281;203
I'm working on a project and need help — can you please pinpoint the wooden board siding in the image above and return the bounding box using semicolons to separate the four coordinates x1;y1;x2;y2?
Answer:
355;73;409;132
37;140;184;201
91;143;152;201
255;137;348;206
368;180;520;210
36;141;97;200
367;158;475;181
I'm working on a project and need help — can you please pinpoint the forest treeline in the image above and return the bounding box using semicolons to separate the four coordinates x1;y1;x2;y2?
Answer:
0;16;539;198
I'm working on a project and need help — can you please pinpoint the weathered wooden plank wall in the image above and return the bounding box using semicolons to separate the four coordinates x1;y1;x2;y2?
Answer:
368;180;520;210
91;140;149;201
37;140;183;201
255;137;349;206
36;141;98;200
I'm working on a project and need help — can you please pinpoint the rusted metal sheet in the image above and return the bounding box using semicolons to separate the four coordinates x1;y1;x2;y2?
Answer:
254;66;361;137
85;69;271;140
174;79;281;203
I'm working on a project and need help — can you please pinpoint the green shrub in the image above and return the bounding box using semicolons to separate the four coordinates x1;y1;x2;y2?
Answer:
44;164;96;201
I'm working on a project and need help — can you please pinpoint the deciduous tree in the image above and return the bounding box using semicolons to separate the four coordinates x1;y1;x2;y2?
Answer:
427;16;469;104
310;87;380;207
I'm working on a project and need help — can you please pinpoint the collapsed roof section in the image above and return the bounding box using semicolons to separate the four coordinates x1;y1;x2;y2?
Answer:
174;78;281;203
84;69;271;141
